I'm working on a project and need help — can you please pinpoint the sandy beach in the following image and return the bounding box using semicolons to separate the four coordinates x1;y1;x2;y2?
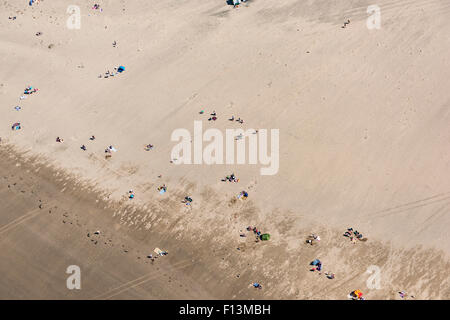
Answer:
1;0;449;299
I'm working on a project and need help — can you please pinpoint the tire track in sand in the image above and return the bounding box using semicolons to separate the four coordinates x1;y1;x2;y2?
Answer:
92;259;193;300
0;201;55;236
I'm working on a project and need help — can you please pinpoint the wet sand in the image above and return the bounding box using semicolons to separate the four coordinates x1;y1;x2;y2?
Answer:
1;145;449;299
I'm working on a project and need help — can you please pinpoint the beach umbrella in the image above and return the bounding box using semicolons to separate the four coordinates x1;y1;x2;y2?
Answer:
117;66;125;73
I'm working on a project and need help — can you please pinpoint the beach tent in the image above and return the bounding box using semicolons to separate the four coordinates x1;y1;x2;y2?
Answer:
117;66;125;73
260;234;270;241
311;259;321;266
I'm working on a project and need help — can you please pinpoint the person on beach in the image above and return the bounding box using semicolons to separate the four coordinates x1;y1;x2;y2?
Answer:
342;19;350;28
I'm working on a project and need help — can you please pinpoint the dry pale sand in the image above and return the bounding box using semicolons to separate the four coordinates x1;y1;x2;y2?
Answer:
0;0;450;299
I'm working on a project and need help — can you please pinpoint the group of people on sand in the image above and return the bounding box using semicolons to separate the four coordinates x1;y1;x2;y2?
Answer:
349;289;364;300
105;145;117;157
237;190;248;200
201;110;247;126
228;115;244;124
78;136;96;151
182;196;193;206
76;135;154;159
303;228;370;288
310;259;335;280
343;227;366;243
24;86;38;95
305;233;320;245
243;226;266;243
9;86;41;135
157;184;167;194
207;111;217;121
222;173;239;183
24;86;36;94
98;66;125;79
